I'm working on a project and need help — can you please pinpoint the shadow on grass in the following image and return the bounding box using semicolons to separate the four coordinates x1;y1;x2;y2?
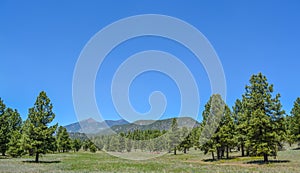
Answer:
22;160;61;164
203;156;239;162
246;160;290;165
202;159;216;162
292;147;300;150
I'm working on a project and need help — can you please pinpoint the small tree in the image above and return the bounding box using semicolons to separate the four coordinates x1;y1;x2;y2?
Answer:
89;142;97;153
72;139;82;152
0;99;22;156
290;98;300;143
56;126;72;152
179;127;192;154
118;133;126;152
200;94;225;160
169;118;180;155
6;108;23;157
7;130;23;157
217;106;236;159
126;139;132;152
0;99;9;156
233;99;248;157
23;91;58;162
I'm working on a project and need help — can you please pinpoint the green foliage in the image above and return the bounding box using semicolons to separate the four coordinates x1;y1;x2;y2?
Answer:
7;130;23;157
168;118;180;155
89;143;97;153
0;99;22;156
72;139;82;152
216;106;236;159
290;98;300;142
242;73;286;162
109;136;120;152
118;133;126;152
82;140;89;151
190;126;201;150
56;126;72;152
0;98;9;156
179;127;193;154
233;98;248;156
22;91;58;162
199;94;225;160
125;139;132;152
6;108;23;157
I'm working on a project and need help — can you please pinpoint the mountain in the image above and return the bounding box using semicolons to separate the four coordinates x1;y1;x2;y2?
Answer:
65;117;200;135
98;117;200;135
64;118;129;134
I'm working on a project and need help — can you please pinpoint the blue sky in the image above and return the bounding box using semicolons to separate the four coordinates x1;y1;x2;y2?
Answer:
1;0;300;125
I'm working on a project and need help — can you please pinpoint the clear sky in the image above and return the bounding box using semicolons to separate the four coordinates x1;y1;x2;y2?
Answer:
1;0;300;126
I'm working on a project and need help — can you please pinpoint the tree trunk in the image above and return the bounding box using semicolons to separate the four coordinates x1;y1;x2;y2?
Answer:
174;147;176;155
241;143;245;157
263;153;268;162
35;152;39;163
184;148;187;154
217;148;220;160
211;151;215;160
1;152;5;156
221;148;225;158
29;149;34;156
246;146;250;156
226;146;229;159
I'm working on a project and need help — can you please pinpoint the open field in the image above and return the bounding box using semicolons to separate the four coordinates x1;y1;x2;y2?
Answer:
1;148;300;173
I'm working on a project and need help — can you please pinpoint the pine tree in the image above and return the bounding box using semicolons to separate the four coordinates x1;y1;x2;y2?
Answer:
118;133;126;152
82;140;89;151
94;137;104;151
169;118;180;155
0;99;22;156
125;138;132;152
290;98;300;143
217;106;236;159
56;126;72;152
243;73;286;162
199;94;225;160
89;142;97;153
190;126;201;150
285;115;296;147
23;91;58;162
0;98;9;156
109;135;120;152
233;98;248;156
6;108;23;157
72;139;82;152
179;127;192;154
7;130;23;157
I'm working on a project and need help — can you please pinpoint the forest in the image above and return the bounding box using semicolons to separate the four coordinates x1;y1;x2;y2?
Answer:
0;72;300;164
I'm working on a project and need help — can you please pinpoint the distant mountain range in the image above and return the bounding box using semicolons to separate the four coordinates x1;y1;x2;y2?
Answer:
64;118;129;134
64;117;200;134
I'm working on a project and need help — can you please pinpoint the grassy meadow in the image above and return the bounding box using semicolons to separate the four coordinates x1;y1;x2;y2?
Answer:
1;147;300;173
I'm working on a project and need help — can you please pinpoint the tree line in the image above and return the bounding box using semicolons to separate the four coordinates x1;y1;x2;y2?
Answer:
0;91;83;162
0;73;300;163
70;72;300;162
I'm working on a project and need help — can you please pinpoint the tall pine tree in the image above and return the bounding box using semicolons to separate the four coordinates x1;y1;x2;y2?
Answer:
23;91;58;162
243;73;285;162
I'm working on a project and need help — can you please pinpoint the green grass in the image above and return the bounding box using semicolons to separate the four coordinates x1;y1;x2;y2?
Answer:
1;149;300;173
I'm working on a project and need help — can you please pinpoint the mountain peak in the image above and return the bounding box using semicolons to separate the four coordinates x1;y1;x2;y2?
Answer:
81;118;97;123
